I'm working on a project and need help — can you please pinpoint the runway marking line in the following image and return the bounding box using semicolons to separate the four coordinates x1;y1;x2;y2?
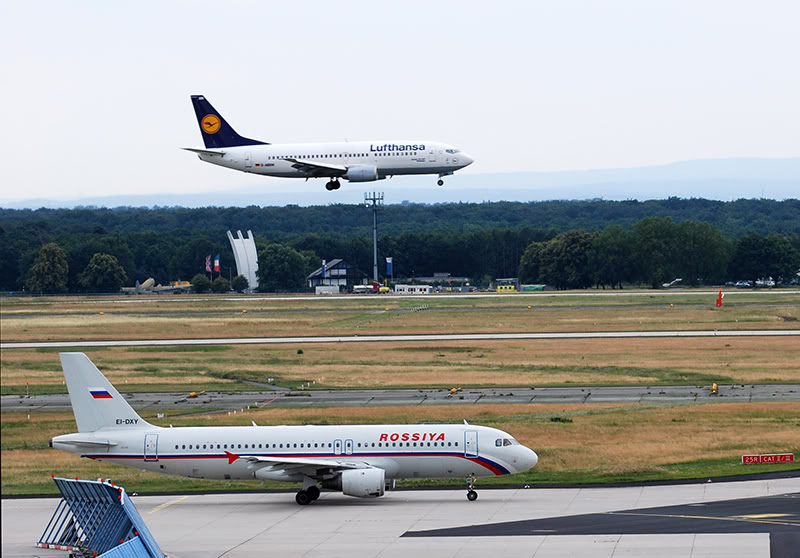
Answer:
609;511;800;528
736;513;792;519
149;495;190;514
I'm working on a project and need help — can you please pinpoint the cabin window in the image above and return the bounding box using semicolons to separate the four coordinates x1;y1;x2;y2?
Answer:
175;445;178;449
203;444;207;449
293;443;297;448
238;444;241;449
182;445;186;449
455;442;459;447
223;444;227;449
244;444;248;449
447;442;451;447
217;444;221;449
371;443;375;447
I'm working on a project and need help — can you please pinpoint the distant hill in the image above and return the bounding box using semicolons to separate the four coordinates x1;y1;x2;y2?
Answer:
2;157;798;209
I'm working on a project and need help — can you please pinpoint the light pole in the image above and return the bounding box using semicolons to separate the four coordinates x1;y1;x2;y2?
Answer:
364;192;384;282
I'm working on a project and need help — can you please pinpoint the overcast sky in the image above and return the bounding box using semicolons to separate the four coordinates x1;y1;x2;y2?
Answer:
2;0;799;202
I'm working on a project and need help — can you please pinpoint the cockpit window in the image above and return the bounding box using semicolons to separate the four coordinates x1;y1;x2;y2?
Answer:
445;148;460;154
503;439;513;446
495;438;503;447
508;438;520;445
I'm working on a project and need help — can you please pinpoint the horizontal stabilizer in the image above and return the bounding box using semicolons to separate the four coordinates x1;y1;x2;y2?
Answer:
182;147;226;156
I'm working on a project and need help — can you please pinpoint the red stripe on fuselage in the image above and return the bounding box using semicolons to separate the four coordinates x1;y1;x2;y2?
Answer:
87;452;507;475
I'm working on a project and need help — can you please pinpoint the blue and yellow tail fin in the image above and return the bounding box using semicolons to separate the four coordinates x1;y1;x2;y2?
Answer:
190;95;267;148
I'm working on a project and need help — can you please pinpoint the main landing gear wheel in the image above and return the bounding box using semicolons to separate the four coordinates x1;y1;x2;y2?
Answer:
325;180;341;191
467;490;478;501
306;486;321;501
437;179;444;186
295;490;312;505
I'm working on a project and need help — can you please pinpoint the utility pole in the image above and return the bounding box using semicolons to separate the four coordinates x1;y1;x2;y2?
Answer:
364;192;384;282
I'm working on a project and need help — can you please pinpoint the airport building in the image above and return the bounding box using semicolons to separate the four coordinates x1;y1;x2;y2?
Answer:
307;259;369;291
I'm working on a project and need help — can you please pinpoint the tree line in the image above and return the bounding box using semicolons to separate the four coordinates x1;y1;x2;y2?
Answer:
6;216;799;293
519;218;799;289
1;198;799;238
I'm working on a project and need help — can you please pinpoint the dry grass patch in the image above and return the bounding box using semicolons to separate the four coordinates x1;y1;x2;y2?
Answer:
3;335;799;393
2;299;798;341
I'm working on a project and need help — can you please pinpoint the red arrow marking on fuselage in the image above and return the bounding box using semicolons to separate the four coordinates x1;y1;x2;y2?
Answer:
225;451;240;464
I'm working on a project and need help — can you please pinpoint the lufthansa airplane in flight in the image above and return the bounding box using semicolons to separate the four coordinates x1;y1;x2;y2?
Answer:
184;95;474;191
51;353;538;505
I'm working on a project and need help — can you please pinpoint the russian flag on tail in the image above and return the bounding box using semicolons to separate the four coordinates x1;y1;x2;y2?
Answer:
89;388;112;399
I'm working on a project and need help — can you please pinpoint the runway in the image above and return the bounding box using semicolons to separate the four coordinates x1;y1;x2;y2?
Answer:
5;384;800;414
2;477;798;557
2;328;799;349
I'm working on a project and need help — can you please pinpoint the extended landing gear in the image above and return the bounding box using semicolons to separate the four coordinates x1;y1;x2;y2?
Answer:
296;484;321;505
296;490;311;505
437;179;444;186
325;180;341;191
466;475;478;501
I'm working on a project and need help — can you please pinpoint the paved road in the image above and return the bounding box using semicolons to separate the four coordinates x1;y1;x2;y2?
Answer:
3;478;798;557
404;492;800;557
5;384;799;414
2;328;799;349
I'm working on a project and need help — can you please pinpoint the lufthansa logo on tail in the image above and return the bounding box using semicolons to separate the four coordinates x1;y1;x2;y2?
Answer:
201;114;221;134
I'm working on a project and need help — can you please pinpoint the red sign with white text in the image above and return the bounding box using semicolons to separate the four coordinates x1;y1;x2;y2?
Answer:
742;453;794;464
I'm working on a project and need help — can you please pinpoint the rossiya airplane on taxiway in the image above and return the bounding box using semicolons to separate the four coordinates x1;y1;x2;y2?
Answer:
183;95;474;190
51;353;538;505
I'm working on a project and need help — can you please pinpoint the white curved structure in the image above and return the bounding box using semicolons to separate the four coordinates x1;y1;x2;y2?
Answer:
227;230;259;291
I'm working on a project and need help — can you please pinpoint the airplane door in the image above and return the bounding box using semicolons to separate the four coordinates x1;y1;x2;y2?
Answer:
428;148;436;162
334;439;343;455
464;431;478;458
144;433;159;462
345;439;353;455
245;152;252;168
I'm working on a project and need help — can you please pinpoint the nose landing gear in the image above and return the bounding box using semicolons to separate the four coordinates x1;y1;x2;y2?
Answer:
466;475;478;501
325;180;341;191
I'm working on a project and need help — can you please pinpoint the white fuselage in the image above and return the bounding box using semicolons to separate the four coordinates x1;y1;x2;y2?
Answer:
195;141;473;180
53;423;538;483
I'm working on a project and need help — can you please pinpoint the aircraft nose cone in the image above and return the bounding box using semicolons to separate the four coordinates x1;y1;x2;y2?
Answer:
461;153;474;167
525;448;539;470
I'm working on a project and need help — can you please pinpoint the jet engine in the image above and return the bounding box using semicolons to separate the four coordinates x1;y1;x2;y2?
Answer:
323;468;385;498
345;165;380;182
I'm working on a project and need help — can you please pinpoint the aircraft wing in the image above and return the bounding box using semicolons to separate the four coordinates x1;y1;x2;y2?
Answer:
284;158;347;178
241;454;370;476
